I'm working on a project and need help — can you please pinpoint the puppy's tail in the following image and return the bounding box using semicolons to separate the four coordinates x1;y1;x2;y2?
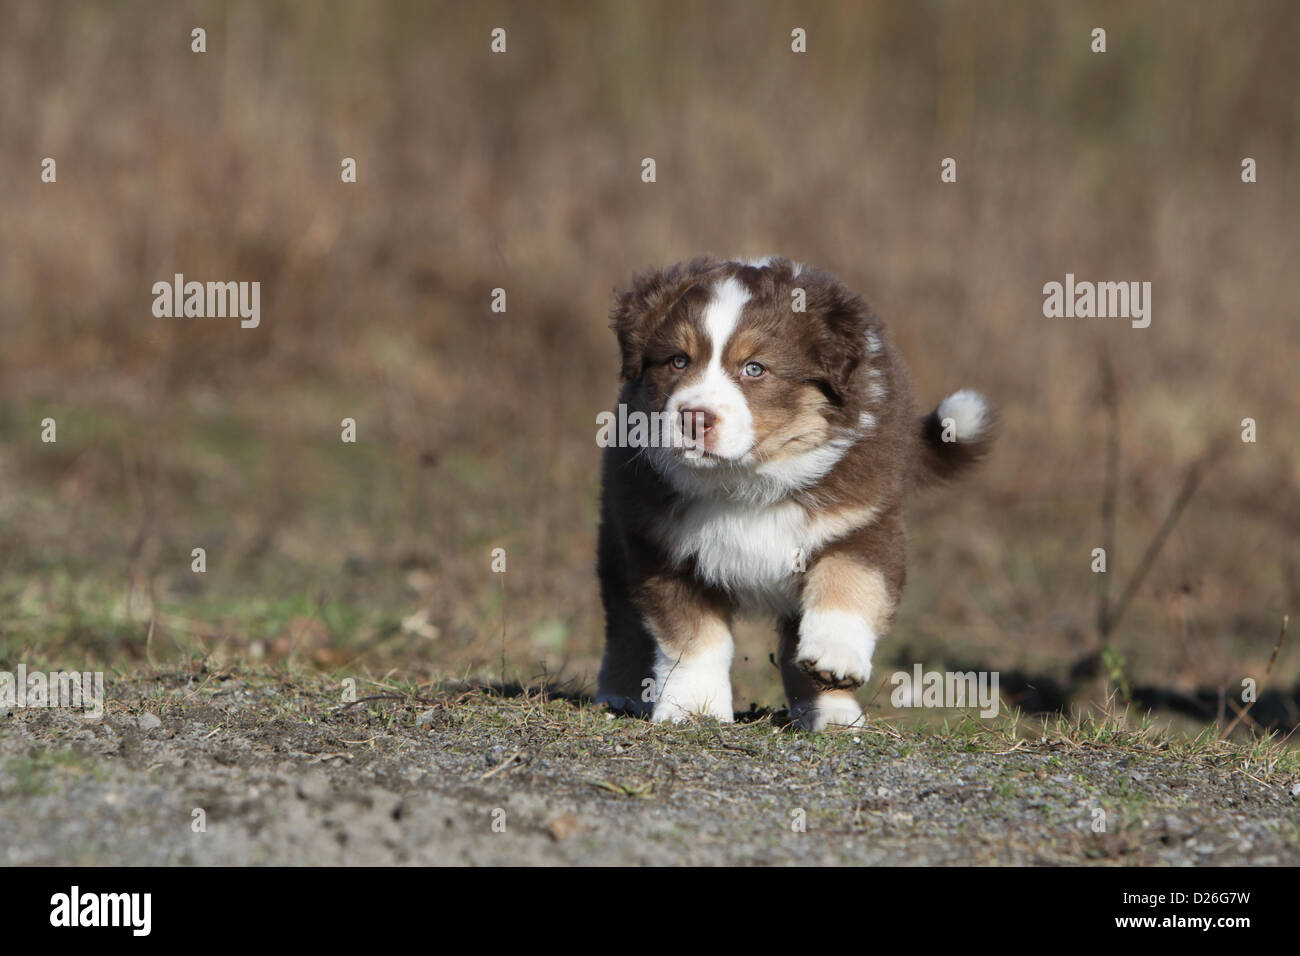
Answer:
916;389;995;483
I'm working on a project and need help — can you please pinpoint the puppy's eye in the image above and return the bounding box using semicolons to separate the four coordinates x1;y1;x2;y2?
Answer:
741;361;766;378
670;354;689;370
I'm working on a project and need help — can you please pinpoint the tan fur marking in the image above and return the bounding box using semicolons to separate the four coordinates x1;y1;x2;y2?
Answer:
721;326;767;367
804;501;883;549
752;384;832;462
801;555;894;632
641;607;731;659
637;572;732;659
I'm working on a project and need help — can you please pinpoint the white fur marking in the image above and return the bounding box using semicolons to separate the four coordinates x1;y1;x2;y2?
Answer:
796;609;877;685
650;434;854;506
651;637;734;723
936;389;989;441
866;368;889;402
753;436;853;490
657;500;881;615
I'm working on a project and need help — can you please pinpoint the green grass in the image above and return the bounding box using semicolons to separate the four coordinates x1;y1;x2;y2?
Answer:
3;750;102;797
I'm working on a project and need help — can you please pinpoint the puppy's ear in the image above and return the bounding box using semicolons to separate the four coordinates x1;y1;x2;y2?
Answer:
610;256;717;382
804;277;872;406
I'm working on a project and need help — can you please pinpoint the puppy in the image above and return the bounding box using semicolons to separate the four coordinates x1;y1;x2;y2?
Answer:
595;256;993;730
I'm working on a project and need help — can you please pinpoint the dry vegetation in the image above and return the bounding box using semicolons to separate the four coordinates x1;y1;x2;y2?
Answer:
1;1;1297;740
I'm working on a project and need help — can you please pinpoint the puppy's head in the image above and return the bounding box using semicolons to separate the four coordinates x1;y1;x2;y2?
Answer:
611;257;887;488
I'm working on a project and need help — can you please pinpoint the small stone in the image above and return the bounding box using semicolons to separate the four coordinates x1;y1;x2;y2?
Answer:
137;712;162;733
547;813;586;841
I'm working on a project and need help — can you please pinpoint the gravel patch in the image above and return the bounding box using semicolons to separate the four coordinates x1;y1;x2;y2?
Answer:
0;670;1295;865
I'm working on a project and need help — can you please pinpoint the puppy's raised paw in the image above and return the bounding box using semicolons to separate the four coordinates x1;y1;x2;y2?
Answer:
794;610;876;688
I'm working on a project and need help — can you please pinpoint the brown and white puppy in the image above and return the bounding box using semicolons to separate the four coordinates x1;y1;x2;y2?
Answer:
596;256;993;730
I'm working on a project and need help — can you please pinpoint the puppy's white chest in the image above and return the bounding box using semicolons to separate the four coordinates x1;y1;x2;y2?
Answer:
661;499;809;611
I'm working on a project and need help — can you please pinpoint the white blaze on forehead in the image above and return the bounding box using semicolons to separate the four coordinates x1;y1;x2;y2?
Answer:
664;276;756;461
702;275;751;353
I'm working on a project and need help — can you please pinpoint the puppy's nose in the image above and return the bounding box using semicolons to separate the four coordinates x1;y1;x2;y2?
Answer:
680;407;717;434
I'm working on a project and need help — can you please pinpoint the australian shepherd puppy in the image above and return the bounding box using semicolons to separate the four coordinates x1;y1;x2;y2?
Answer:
596;256;994;730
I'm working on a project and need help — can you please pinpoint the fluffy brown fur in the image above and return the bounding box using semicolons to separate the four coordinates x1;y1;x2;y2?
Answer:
596;256;993;730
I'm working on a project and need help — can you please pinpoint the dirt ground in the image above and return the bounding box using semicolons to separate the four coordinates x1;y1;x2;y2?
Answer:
1;668;1295;866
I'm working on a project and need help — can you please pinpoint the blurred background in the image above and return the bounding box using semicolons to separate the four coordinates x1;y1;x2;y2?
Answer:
0;0;1296;731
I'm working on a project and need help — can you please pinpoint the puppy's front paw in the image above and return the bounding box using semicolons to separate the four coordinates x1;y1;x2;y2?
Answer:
794;610;876;689
790;691;865;732
651;693;733;724
650;645;734;724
